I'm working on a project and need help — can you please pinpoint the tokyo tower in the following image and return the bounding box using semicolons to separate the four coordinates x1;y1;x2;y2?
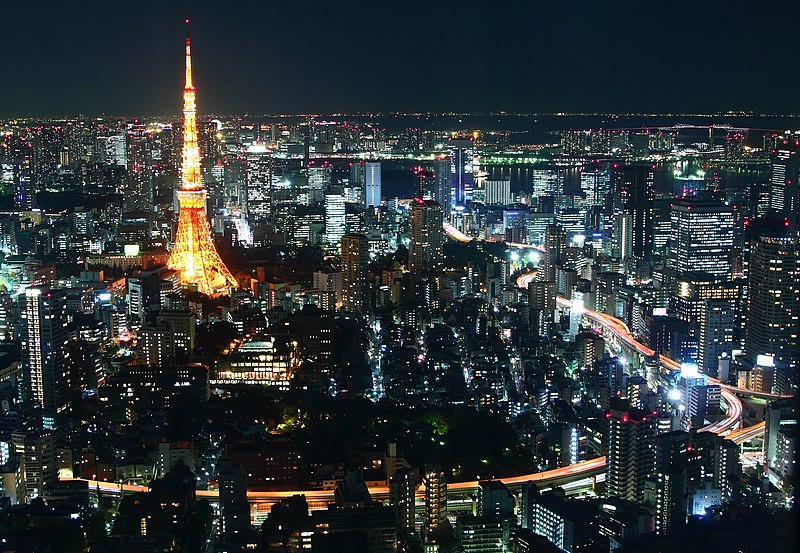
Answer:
167;21;236;296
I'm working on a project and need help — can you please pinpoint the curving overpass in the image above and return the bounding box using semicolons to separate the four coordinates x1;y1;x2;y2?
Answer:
444;222;545;252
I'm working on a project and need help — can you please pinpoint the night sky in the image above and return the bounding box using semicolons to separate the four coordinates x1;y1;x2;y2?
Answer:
2;0;798;117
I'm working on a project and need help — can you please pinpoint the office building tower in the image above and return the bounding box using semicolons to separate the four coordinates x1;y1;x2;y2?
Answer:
434;156;452;215
725;131;747;160
0;292;15;343
580;168;611;208
409;199;444;273
8;137;34;210
245;144;272;225
484;178;512;206
764;397;797;484
448;138;474;208
103;133;127;168
531;169;563;198
745;237;800;394
124;126;152;212
313;271;343;308
349;161;366;204
414;166;436;201
365;161;382;208
341;234;369;313
139;324;177;367
21;287;70;414
611;213;633;261
651;431;689;535
325;192;346;248
457;516;514;553
389;467;416;531
423;464;447;538
541;224;566;281
606;397;657;503
613;165;654;258
556;208;586;244
769;136;800;227
698;298;736;378
478;480;515;518
12;428;57;502
668;199;734;279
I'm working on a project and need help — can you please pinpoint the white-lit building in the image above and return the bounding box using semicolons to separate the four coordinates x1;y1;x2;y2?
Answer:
365;162;382;208
325;193;346;248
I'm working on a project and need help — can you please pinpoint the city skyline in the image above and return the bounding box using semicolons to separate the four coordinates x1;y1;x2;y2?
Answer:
0;6;796;553
3;1;800;117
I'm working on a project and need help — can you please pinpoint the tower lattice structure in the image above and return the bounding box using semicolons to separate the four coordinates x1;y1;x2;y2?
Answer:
167;21;236;296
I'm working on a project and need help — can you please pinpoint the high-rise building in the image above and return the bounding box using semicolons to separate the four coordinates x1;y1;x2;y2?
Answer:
698;298;736;378
580;169;610;208
744;237;800;394
365;161;382;208
478;480;515;518
12;427;57;502
409;199;444;273
668;199;734;279
448;138;474;209
103;133;127;168
541;224;566;281
769;136;800;228
611;213;633;261
531;169;563;198
139;324;176;367
605;397;657;503
434;157;452;215
389;466;416;532
725;130;747;160
21;287;70;413
651;431;689;535
613;165;655;258
341;234;369;313
245;144;272;225
484;178;512;206
8;137;34;210
423;464;447;539
325;192;346;248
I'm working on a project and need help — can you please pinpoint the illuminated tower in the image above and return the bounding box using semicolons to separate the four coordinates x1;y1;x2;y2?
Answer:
167;21;236;296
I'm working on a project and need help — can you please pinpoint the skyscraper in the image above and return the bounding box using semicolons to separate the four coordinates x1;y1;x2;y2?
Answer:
698;298;736;378
325;192;346;248
389;467;416;532
341;234;369;313
580;168;611;208
409;199;444;273
613;165;655;258
9;137;34;210
769;136;800;228
668;199;734;279
484;178;512;206
448;138;474;209
365;161;382;208
745;236;800;394
541;224;566;281
21;286;70;414
605;397;657;503
423;464;447;539
611;213;633;261
245;144;272;226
